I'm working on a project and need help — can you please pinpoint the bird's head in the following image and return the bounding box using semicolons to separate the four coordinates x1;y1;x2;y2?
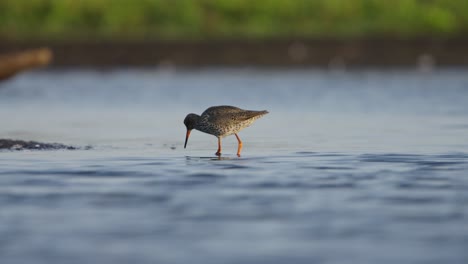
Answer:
183;113;199;148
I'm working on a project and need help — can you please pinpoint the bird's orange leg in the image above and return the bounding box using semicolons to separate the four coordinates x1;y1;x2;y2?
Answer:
215;137;222;156
235;133;243;157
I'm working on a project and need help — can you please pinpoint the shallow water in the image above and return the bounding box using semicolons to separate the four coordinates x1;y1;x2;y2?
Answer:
1;68;468;264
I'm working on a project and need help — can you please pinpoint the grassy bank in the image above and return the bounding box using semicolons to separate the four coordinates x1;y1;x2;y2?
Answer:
1;0;467;41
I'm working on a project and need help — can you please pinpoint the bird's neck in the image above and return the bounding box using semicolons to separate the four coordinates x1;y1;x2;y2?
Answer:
193;115;202;129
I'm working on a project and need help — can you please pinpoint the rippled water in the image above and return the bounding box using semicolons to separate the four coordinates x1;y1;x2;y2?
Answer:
1;68;468;264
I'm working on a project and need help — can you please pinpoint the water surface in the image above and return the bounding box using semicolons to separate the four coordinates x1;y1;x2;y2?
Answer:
1;68;468;264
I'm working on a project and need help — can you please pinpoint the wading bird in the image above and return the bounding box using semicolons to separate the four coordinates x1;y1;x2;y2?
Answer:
184;105;268;157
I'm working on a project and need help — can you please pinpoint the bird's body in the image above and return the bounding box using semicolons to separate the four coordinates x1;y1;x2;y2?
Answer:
184;105;268;156
196;106;268;137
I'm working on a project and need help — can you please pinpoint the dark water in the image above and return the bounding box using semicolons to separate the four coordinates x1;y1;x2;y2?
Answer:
1;68;468;264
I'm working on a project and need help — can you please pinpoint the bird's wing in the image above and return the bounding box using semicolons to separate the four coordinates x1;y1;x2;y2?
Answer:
201;105;243;116
208;110;268;125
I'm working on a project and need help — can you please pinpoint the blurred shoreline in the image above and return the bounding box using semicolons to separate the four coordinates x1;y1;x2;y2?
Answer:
1;38;467;67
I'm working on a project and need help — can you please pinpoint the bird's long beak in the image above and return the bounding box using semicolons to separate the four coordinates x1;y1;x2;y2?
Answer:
184;129;191;148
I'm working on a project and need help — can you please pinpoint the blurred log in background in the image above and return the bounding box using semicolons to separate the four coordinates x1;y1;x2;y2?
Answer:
0;48;52;81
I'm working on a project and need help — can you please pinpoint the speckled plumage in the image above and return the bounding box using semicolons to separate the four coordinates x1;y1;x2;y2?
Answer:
183;105;268;156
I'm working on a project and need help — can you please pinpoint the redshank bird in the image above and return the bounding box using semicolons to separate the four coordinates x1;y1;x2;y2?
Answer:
184;105;268;157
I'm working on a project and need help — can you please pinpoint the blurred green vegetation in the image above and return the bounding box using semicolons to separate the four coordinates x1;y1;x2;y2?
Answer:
0;0;467;41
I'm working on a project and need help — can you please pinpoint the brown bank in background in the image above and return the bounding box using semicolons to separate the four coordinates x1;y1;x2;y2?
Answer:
1;38;468;68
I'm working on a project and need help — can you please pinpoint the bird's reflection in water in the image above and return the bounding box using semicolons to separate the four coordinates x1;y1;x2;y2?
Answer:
185;156;233;161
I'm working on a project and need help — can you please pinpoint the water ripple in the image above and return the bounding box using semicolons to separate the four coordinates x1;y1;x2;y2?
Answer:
0;150;467;264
